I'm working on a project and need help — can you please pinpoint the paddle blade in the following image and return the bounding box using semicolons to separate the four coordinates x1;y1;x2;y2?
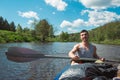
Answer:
6;52;39;62
6;47;45;57
5;47;42;62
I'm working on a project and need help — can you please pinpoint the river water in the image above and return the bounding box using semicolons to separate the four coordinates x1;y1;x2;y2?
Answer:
0;42;120;80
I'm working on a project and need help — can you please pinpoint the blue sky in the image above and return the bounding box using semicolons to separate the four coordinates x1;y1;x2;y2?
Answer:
0;0;120;35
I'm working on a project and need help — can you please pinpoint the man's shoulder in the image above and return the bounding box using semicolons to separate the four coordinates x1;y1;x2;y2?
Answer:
90;43;96;48
74;43;80;48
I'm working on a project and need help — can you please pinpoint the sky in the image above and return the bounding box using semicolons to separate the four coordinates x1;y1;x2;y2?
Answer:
0;0;120;35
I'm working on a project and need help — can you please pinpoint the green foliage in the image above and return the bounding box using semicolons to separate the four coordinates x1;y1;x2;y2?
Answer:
68;33;80;42
1;15;120;45
35;19;54;42
99;39;120;45
9;21;16;32
0;16;16;31
89;20;120;44
57;20;120;44
16;24;22;33
0;30;35;43
56;32;80;42
0;36;6;43
59;31;69;42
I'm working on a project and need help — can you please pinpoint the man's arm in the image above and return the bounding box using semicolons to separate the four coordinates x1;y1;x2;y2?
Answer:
68;44;79;60
93;46;105;61
93;46;100;59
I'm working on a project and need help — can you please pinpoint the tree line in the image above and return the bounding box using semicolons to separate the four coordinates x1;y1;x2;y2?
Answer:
0;15;120;44
89;20;120;44
59;20;120;45
0;16;55;43
0;16;16;31
0;16;79;43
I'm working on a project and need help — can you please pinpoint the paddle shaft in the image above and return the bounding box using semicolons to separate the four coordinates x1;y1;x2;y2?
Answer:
6;47;120;63
6;52;120;63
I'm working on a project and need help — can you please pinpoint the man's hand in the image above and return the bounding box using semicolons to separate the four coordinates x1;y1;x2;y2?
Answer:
95;57;105;63
100;57;105;61
72;56;79;61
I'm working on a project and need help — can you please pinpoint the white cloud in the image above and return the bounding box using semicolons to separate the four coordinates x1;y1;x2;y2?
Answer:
60;10;120;33
83;10;120;26
60;19;85;28
27;20;34;25
18;11;39;20
112;0;120;7
44;0;68;11
60;20;72;28
79;0;120;10
72;19;84;27
68;28;78;33
79;0;111;10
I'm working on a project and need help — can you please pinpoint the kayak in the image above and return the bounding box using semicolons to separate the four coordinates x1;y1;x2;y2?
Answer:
54;65;70;80
54;58;103;80
54;60;95;80
54;62;119;80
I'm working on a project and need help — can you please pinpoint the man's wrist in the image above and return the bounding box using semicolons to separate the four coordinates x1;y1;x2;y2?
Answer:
99;57;105;61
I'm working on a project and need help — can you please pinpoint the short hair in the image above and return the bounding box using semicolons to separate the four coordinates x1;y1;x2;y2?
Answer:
80;30;88;34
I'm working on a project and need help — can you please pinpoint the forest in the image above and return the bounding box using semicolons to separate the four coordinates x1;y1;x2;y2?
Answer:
0;16;54;43
89;21;120;44
0;16;120;45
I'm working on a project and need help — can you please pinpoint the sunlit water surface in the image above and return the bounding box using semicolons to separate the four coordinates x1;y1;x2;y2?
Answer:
0;42;120;80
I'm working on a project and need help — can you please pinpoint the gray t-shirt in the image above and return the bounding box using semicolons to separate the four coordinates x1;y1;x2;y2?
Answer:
77;43;94;58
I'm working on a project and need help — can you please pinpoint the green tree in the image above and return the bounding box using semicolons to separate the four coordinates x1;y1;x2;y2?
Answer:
3;19;9;30
69;33;80;42
59;31;69;42
49;25;54;37
23;27;30;33
35;19;53;42
9;21;16;32
0;16;4;29
16;24;22;33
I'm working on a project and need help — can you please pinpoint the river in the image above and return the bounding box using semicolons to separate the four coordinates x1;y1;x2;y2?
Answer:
0;42;120;80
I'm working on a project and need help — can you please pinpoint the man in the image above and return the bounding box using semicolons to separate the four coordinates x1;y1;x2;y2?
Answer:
69;30;104;65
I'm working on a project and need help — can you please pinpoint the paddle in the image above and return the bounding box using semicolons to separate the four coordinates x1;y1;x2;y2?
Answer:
5;47;120;63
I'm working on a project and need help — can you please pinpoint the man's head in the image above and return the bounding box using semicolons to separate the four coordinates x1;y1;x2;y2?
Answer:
80;30;89;42
80;30;89;34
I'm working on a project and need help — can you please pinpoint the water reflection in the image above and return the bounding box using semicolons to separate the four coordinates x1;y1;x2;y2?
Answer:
94;43;120;60
0;42;120;80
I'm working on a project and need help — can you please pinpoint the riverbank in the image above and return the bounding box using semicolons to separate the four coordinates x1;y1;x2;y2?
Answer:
1;30;120;45
93;39;120;45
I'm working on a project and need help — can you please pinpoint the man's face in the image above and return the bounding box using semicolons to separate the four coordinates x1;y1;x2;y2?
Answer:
80;32;89;42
